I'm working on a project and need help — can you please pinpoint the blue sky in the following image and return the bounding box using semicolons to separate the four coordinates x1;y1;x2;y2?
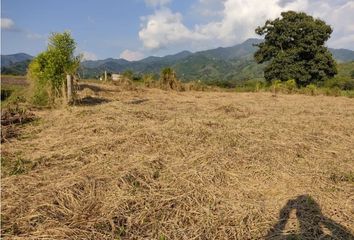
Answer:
1;0;354;60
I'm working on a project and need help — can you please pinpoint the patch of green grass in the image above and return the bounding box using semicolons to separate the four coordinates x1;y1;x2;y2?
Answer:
329;172;354;183
10;158;32;175
1;154;33;176
1;84;27;106
0;74;27;79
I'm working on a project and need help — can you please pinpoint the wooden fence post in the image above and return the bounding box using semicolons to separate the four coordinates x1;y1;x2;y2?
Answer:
67;74;72;103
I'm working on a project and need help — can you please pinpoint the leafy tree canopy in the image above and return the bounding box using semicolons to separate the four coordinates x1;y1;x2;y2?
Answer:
254;11;337;86
28;31;80;104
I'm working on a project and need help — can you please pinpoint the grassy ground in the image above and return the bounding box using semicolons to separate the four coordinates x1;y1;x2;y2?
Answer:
1;81;354;239
1;75;28;107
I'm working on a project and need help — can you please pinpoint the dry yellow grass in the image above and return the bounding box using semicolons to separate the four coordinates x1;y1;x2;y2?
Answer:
1;82;354;239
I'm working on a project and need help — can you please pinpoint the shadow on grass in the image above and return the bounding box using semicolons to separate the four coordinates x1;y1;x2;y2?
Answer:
76;96;111;106
78;84;105;93
77;83;117;93
266;194;354;239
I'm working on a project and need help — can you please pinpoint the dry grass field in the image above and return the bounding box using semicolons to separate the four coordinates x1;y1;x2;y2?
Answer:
1;82;354;239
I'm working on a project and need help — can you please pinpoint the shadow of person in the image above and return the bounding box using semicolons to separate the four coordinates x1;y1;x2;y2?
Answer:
266;195;354;240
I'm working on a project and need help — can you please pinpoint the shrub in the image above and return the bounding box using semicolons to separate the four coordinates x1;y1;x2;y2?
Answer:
143;74;157;88
234;79;265;92
1;85;27;106
324;76;354;91
323;87;341;97
271;80;282;95
304;84;317;96
27;31;80;106
284;79;297;93
122;70;134;81
184;80;206;91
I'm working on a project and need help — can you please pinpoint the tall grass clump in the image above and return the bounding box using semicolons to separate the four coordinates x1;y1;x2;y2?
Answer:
271;80;282;96
234;79;266;92
184;80;207;91
143;73;158;88
284;79;297;93
303;84;318;96
159;67;183;91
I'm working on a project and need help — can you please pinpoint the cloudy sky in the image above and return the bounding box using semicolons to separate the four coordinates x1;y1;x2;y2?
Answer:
1;0;354;60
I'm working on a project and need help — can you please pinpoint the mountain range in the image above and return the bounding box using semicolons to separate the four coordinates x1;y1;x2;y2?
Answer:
2;39;354;84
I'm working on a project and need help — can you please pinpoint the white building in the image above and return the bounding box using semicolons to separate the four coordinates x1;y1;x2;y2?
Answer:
112;73;123;81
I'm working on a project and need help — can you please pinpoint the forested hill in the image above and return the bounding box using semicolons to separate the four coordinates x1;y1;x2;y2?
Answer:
1;53;33;67
2;39;354;84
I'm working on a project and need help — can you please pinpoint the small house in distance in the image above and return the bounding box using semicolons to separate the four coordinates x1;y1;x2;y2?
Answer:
112;73;123;81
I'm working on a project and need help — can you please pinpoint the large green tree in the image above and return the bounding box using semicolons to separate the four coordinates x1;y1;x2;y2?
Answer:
28;31;80;105
254;11;337;86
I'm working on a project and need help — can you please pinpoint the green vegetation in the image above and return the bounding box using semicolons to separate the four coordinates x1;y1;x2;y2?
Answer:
1;84;27;106
27;31;81;106
255;11;337;86
1;60;31;75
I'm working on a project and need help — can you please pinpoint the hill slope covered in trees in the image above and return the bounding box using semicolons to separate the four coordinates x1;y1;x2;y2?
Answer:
2;39;354;85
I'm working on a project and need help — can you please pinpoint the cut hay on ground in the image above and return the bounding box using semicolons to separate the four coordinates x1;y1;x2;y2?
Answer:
1;82;354;239
1;107;36;143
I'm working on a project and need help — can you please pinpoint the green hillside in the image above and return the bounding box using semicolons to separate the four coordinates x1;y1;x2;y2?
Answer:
2;39;354;84
337;61;354;78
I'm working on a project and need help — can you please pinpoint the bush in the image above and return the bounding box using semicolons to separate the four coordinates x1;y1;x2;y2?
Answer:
271;80;282;95
324;77;354;90
32;86;51;106
304;84;318;96
27;32;80;106
284;79;297;93
184;80;206;91
323;87;341;97
343;90;354;98
1;85;26;104
143;74;158;88
234;79;265;92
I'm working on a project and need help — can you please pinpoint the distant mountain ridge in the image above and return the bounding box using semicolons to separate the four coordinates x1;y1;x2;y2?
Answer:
329;48;354;62
79;38;354;83
2;39;354;84
1;53;33;67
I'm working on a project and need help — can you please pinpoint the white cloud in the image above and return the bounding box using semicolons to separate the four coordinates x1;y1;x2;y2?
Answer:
144;0;171;7
139;0;354;51
120;49;144;61
1;18;15;30
192;0;224;17
139;8;206;50
329;34;354;49
82;51;98;61
310;1;354;50
197;0;307;44
139;0;306;51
